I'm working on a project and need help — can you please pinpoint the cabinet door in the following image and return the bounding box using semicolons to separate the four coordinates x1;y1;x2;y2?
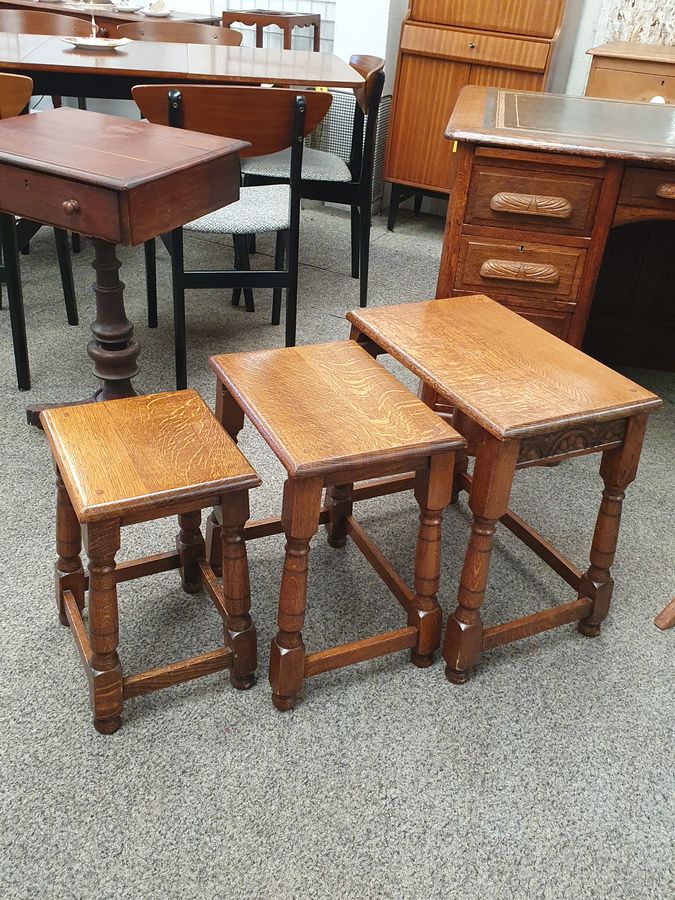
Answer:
410;1;565;39
385;55;470;192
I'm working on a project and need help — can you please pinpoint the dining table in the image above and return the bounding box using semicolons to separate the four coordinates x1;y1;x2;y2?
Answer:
0;32;364;99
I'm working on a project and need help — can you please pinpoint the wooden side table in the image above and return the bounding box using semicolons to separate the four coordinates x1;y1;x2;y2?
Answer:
0;107;246;423
222;9;321;51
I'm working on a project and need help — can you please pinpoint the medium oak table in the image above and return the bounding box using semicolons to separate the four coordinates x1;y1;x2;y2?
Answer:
0;32;363;99
436;86;675;369
0;106;246;423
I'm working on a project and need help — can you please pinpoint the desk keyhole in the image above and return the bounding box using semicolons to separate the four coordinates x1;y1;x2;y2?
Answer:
518;244;525;253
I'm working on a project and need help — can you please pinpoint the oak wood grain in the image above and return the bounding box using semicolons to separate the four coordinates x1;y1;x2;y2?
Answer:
347;295;662;438
41;390;261;524
210;341;463;477
411;0;565;39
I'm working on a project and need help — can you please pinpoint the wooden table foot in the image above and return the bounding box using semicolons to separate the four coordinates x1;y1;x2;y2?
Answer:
655;598;675;631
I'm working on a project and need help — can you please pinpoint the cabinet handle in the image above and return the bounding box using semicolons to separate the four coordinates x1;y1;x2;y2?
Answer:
656;183;675;200
62;199;80;215
490;192;572;219
480;259;560;285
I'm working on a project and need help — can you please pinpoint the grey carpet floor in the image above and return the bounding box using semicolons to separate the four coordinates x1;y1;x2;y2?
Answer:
0;207;673;900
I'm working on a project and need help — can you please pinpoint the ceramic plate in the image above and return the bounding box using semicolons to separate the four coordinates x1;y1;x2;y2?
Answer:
143;10;172;17
62;36;131;50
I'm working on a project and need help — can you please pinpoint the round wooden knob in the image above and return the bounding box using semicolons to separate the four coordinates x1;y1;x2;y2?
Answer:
62;199;80;215
469;42;476;49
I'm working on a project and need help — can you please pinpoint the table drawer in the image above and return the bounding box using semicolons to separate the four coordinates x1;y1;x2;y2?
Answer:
587;65;675;105
0;163;121;242
401;23;549;72
455;236;586;301
465;165;601;235
619;166;675;212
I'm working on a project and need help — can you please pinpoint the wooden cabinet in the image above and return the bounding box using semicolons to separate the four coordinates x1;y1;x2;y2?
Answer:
384;0;566;228
586;42;675;105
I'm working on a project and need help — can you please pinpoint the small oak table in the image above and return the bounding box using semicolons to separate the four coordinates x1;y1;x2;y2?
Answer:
221;9;321;51
0;106;246;423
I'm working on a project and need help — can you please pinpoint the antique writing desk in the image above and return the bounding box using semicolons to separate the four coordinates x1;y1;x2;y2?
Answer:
0;107;246;421
436;86;675;368
0;33;362;99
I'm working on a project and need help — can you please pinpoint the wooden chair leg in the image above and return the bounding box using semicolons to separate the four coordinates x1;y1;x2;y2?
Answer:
71;232;81;254
85;521;123;735
271;229;286;326
359;204;371;308
269;476;323;710
443;435;520;683
176;510;204;594
413;192;423;215
55;468;85;626
53;228;78;326
655;598;675;630
0;213;30;390
350;206;360;278
578;414;648;637
144;238;158;328
387;184;403;232
221;490;256;689
325;482;353;549
410;452;455;667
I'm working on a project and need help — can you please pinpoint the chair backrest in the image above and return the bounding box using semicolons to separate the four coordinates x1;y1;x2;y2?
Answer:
0;73;33;119
118;21;243;46
347;55;385;187
132;84;331;158
0;10;91;37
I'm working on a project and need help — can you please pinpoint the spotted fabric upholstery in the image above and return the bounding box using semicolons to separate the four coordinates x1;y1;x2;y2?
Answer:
184;184;290;235
242;148;352;182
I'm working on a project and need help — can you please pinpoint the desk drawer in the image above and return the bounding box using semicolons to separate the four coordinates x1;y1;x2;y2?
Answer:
466;165;601;235
587;65;675;105
455;236;585;301
619;166;675;212
0;164;121;242
401;23;549;72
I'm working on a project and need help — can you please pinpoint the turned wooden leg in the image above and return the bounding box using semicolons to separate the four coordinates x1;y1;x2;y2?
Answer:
176;511;204;594
84;521;123;734
578;415;648;637
269;476;323;711
443;435;519;683
221;490;256;690
410;453;455;667
325;482;353;549
55;468;85;626
205;510;223;578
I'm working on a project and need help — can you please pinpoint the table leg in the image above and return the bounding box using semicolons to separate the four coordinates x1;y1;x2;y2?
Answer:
27;238;140;426
443;434;519;683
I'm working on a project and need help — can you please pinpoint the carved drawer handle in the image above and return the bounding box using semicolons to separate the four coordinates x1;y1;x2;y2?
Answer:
62;199;80;215
480;259;560;285
490;192;573;218
656;183;675;200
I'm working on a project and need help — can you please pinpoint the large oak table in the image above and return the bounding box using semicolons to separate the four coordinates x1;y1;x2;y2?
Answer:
436;86;675;369
0;32;363;99
0;106;246;423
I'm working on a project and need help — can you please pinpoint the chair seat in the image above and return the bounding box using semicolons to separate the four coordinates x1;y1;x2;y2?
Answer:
41;390;261;523
242;147;352;183
185;184;290;236
210;341;463;477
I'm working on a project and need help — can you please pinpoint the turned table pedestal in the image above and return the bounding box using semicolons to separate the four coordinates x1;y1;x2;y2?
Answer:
0;107;246;421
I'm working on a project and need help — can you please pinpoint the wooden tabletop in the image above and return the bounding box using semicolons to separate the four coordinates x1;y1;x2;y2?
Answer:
587;41;675;66
0;106;247;189
0;0;213;24
210;341;463;478
0;31;363;88
446;85;675;165
41;390;260;524
347;296;662;439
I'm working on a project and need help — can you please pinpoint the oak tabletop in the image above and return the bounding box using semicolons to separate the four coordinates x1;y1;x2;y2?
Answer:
347;296;662;439
210;341;463;478
0;31;363;88
446;85;675;165
41;390;261;523
0;106;248;189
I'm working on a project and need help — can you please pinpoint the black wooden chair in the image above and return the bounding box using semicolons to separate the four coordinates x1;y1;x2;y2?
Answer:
133;84;332;389
241;55;385;308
